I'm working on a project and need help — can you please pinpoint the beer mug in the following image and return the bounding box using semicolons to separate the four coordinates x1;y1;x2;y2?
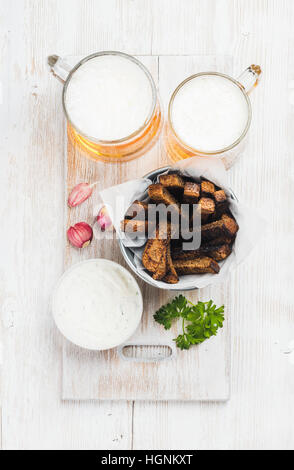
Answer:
164;65;261;168
48;51;162;162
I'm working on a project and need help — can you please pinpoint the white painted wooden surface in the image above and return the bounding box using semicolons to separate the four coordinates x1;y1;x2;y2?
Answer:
1;0;294;449
62;54;232;402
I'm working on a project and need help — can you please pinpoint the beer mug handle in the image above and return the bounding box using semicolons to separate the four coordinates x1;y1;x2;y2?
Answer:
48;55;72;83
237;64;262;94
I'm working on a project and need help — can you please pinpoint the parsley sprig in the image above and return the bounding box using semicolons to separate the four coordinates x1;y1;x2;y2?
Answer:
154;295;225;350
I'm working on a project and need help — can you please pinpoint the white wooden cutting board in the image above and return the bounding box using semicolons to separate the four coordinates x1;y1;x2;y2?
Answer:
62;55;233;401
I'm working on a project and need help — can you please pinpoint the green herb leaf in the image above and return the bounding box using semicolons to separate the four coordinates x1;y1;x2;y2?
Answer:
153;295;188;330
154;296;224;350
175;334;191;350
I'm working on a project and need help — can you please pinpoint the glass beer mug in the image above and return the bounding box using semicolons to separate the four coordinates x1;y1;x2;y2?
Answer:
48;51;162;163
164;65;261;168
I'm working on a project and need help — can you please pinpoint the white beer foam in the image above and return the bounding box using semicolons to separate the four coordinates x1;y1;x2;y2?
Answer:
65;55;153;141
171;74;249;152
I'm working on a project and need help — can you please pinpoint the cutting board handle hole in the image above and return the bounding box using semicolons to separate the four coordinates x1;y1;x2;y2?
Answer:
119;344;175;362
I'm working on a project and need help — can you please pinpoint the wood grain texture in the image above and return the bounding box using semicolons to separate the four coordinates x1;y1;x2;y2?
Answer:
134;0;294;450
62;54;232;402
1;0;294;449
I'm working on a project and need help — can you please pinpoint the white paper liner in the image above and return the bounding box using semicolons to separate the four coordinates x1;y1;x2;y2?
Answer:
98;157;265;289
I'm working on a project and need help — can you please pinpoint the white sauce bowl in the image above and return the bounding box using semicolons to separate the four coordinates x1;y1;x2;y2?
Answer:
52;259;143;350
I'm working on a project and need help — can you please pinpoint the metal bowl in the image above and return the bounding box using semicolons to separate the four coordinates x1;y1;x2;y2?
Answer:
118;166;237;291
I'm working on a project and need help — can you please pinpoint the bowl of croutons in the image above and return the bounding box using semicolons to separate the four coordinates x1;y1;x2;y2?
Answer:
118;164;239;290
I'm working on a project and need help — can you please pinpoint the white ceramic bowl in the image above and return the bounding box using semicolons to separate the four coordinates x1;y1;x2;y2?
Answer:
52;258;143;350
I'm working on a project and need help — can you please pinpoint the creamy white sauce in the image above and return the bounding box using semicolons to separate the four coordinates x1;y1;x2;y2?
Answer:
171;74;249;152
52;259;142;350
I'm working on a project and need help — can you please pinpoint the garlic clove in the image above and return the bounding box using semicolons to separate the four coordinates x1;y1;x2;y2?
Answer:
67;222;93;248
68;183;93;208
97;206;113;231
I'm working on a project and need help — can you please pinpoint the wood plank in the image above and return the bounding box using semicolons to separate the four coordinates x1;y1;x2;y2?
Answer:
55;0;154;56
133;0;294;450
1;0;294;450
0;0;134;450
62;54;232;401
0;0;12;449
